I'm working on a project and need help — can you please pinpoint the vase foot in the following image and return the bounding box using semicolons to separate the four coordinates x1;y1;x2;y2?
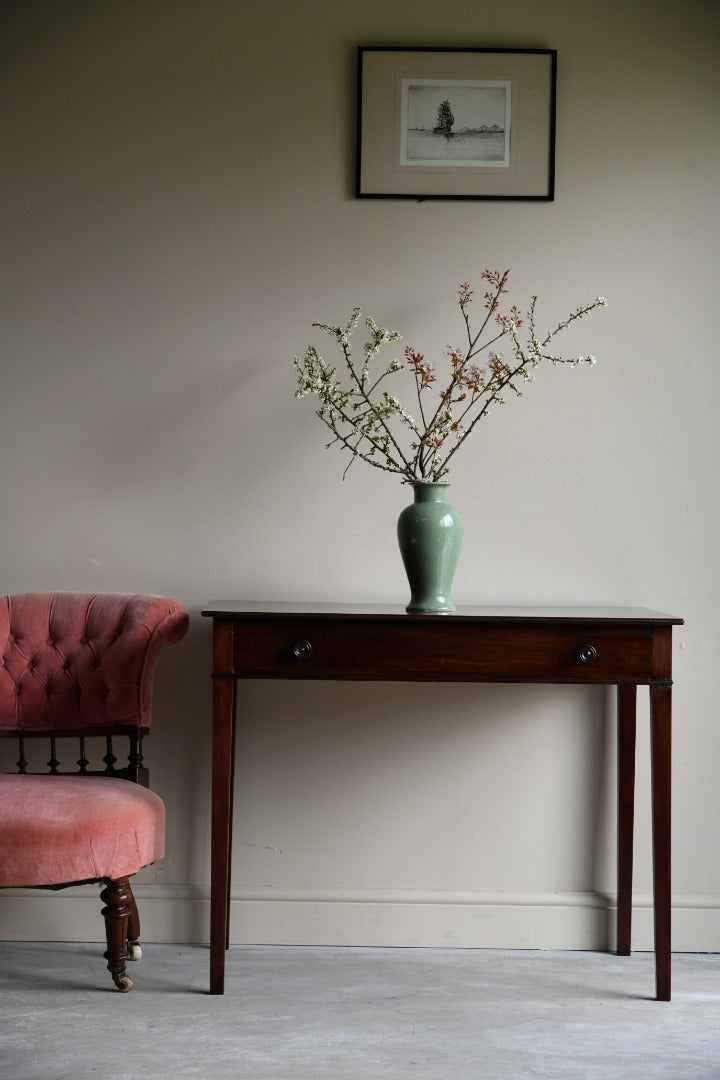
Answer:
406;604;455;614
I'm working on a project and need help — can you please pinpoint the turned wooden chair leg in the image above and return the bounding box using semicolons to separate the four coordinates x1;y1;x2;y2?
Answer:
126;881;142;961
100;876;134;992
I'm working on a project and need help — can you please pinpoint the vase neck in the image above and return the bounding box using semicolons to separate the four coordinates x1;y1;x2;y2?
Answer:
411;482;449;503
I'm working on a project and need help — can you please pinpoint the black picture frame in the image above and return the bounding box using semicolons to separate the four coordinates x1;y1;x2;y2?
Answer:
356;47;557;201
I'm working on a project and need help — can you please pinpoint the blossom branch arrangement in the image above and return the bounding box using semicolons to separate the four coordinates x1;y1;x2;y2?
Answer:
293;271;607;483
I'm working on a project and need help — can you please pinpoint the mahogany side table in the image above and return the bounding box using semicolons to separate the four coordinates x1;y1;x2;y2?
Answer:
202;602;682;999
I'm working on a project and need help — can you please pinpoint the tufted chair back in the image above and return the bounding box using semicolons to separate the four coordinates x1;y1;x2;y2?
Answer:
0;593;189;734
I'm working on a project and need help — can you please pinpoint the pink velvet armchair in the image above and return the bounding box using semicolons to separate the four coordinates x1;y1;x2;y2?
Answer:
0;593;189;991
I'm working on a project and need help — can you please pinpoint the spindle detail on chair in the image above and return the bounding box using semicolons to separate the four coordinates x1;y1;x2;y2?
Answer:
103;736;118;775
47;736;59;774
16;736;27;774
7;729;150;784
77;736;89;774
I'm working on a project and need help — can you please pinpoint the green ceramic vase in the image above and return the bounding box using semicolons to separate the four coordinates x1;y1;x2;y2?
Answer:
397;482;463;614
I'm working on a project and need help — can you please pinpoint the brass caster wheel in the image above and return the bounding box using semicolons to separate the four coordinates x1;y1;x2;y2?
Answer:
112;972;134;992
127;942;142;961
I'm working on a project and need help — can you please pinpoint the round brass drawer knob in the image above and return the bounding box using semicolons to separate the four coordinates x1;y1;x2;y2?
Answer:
578;644;598;664
292;640;313;660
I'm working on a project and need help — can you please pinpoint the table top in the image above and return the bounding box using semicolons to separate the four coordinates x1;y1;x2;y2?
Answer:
202;601;683;625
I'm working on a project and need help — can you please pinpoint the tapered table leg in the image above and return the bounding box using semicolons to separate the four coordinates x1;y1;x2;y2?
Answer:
226;684;237;951
210;672;234;994
617;684;637;956
650;683;672;1001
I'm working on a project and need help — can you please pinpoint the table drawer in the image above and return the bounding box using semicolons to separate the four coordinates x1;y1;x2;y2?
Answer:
231;617;655;683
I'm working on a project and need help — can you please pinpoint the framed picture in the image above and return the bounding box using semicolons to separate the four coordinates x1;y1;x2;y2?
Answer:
356;47;557;201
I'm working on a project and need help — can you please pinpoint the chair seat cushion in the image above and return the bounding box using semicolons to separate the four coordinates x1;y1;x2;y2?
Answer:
0;774;165;887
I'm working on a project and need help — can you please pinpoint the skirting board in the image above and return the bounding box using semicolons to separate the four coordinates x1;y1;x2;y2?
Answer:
1;887;719;952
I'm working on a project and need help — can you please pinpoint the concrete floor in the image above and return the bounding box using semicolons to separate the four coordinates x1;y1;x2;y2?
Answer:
1;945;719;1080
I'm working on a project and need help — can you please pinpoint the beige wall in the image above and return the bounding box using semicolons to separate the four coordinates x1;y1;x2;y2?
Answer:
1;0;719;950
